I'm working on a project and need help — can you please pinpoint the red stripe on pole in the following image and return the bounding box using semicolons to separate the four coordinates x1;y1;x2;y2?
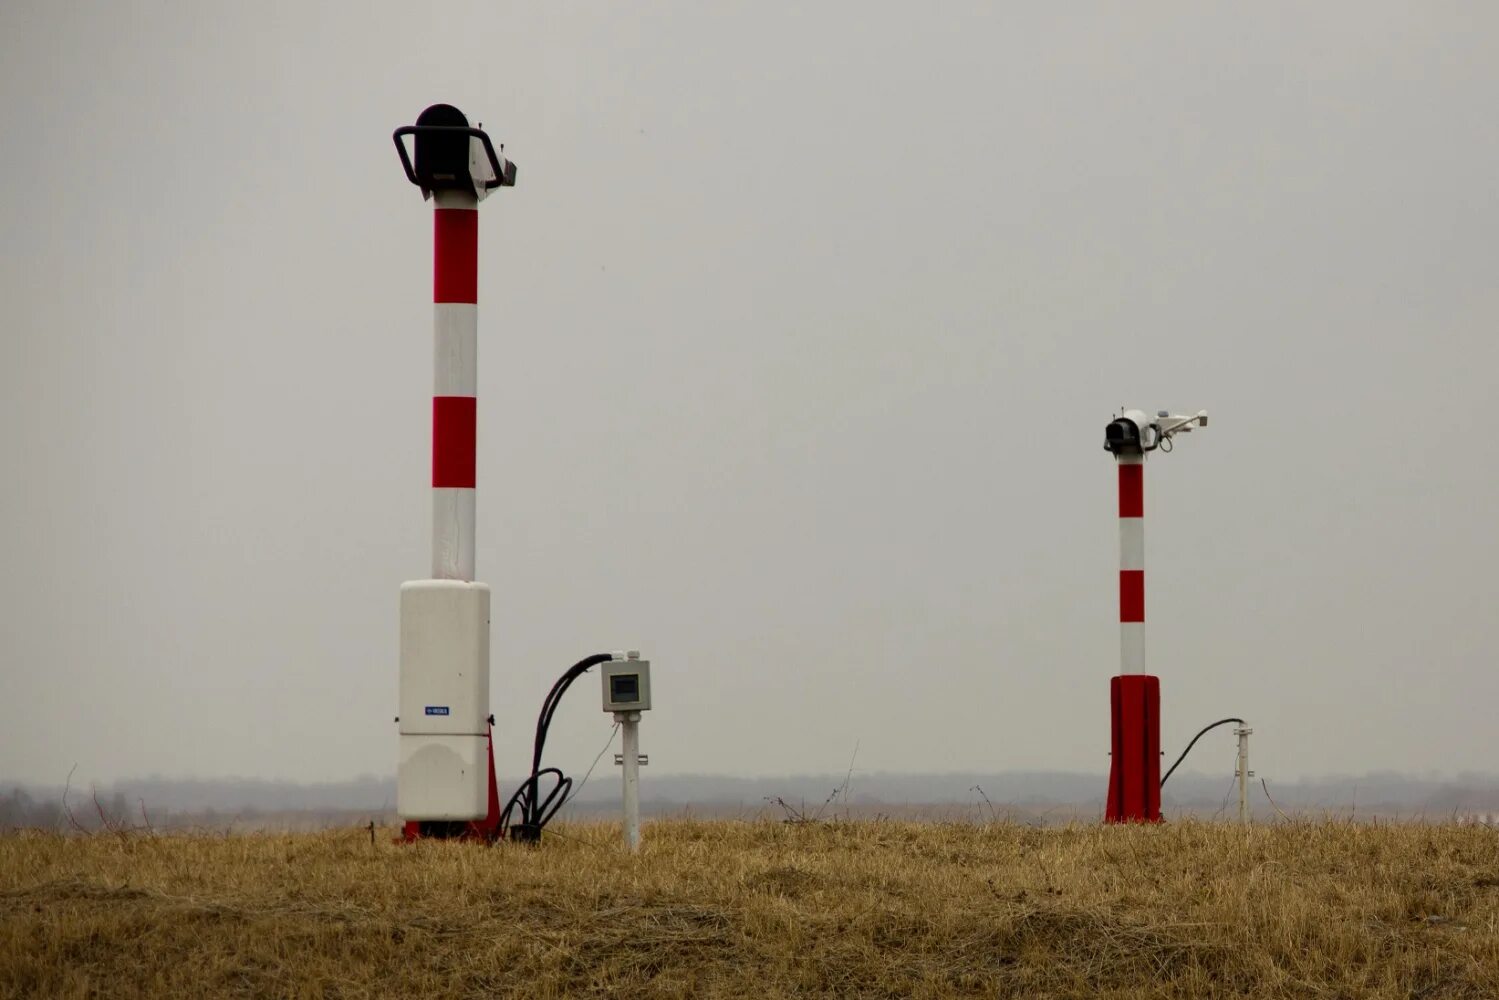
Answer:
1118;463;1143;518
432;396;476;487
434;209;478;304
1120;570;1144;622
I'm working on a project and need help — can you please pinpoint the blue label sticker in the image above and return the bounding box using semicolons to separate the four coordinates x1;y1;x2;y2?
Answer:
424;706;451;716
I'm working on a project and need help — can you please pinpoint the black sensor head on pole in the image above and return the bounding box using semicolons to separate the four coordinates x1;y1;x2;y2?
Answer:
394;103;517;201
412;104;471;192
1104;416;1144;455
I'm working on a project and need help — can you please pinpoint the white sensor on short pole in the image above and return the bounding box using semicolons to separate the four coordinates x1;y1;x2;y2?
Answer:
602;651;652;852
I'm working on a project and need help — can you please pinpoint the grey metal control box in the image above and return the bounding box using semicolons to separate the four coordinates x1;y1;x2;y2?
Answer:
601;657;651;713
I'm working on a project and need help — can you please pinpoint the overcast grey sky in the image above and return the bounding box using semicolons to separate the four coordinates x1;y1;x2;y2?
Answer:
2;2;1496;791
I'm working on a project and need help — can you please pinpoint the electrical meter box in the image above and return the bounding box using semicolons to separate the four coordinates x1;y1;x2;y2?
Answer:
601;658;651;713
397;580;490;820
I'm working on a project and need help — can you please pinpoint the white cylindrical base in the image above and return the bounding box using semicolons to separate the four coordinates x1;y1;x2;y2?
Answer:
396;580;492;821
397;733;489;821
620;716;641;852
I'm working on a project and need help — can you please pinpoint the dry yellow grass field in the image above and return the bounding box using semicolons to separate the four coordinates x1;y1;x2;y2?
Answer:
2;819;1498;998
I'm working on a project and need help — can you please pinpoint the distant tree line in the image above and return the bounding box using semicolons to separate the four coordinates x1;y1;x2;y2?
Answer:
0;786;138;832
0;787;65;829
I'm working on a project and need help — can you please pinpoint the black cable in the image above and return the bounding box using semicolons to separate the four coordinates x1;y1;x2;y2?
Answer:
1160;717;1245;789
500;652;614;842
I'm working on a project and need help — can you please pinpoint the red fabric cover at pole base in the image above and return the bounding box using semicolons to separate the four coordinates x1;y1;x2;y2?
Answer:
465;727;502;842
1106;674;1161;823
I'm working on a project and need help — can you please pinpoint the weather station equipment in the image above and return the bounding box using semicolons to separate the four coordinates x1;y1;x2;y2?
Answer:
1101;408;1212;824
603;653;651;852
389;106;654;849
390;104;515;842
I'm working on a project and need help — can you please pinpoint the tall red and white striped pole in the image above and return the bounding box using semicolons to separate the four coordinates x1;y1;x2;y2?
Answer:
393;105;516;842
431;189;479;582
1101;409;1207;824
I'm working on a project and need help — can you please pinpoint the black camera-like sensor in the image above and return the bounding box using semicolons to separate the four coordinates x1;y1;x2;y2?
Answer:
412;104;473;193
1104;418;1142;454
394;104;517;200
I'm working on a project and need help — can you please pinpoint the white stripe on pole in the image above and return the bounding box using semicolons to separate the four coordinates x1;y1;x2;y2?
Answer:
434;304;478;397
1119;518;1144;571
433;189;479;211
1120;622;1146;675
432;488;476;581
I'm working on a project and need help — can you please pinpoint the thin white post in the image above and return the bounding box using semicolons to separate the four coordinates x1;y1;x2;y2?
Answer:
1236;726;1252;825
618;712;641;851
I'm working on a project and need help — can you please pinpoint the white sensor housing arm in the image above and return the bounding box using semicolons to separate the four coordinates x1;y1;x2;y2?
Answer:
1155;410;1209;439
1106;408;1209;455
